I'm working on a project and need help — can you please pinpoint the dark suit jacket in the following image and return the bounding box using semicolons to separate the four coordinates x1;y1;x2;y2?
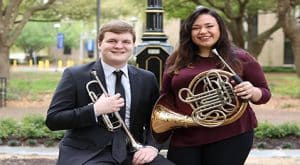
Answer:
45;60;160;164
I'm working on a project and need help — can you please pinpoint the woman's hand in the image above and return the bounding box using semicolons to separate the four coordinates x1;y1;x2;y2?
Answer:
234;81;262;102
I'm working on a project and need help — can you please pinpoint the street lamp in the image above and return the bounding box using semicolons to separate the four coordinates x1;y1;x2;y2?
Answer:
53;23;61;71
130;16;138;28
96;0;101;59
54;23;60;30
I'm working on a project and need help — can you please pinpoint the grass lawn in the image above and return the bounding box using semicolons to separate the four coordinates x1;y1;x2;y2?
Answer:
7;71;62;100
6;71;300;101
266;73;300;98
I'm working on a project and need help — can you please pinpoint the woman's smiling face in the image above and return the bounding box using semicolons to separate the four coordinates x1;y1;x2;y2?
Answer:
191;14;221;51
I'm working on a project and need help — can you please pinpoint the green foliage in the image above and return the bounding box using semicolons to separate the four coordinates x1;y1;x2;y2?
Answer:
44;139;56;147
163;0;198;19
263;66;296;73
1;113;300;147
31;0;96;21
101;0;142;20
257;142;267;149
32;0;144;23
58;22;82;48
14;21;82;55
255;122;300;139
247;0;277;14
281;142;292;149
162;0;277;20
0;115;65;142
7;139;21;146
15;22;55;54
0;119;18;138
17;115;48;138
26;139;38;146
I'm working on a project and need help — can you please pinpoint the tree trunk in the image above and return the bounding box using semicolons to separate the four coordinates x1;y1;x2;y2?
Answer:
277;0;300;77
0;45;10;79
246;10;282;59
247;14;259;57
228;19;245;49
248;21;281;59
290;36;300;77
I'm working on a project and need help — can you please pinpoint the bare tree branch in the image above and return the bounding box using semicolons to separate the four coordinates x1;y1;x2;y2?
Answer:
7;0;56;46
206;0;225;10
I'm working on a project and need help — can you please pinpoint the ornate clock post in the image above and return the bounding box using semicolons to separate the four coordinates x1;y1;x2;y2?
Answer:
135;0;173;88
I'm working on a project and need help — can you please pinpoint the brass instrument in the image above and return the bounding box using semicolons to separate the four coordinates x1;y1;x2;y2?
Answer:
151;49;248;134
86;71;143;150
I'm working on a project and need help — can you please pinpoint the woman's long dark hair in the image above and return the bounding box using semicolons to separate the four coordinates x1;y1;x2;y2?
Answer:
166;7;242;74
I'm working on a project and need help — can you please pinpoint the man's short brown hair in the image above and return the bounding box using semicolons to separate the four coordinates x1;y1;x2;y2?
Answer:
98;20;136;43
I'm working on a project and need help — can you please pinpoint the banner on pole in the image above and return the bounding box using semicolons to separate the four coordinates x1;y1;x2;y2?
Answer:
57;33;64;49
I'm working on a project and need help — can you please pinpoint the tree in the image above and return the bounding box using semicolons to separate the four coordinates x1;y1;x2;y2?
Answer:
277;0;300;77
15;21;83;61
14;22;55;61
163;0;280;58
0;0;56;78
0;0;148;79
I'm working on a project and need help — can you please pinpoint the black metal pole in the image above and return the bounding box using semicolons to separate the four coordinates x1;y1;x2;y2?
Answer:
96;0;101;59
142;0;167;42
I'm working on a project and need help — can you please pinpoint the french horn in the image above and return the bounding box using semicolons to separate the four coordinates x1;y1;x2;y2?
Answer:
151;49;249;134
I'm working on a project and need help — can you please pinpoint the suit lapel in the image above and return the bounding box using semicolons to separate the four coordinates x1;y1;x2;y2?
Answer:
128;66;140;128
92;59;108;91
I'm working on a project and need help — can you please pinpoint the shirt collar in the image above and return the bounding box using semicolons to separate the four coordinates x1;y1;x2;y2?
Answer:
100;59;128;78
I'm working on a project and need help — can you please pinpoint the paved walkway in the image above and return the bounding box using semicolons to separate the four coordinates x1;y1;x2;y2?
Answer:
0;146;300;165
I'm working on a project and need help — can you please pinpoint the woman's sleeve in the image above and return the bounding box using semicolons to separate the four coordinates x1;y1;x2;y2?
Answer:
241;52;271;104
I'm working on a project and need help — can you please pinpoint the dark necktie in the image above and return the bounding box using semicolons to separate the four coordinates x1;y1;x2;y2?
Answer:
112;70;127;163
114;70;126;119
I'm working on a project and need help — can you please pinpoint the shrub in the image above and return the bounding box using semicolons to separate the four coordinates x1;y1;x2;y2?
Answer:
0;115;64;141
2;114;298;147
17;115;48;138
7;139;21;146
255;122;300;139
26;139;38;146
0;119;18;138
263;66;296;73
257;142;267;149
281;142;292;149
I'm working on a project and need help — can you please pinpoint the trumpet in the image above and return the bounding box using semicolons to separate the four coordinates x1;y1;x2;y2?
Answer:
86;71;143;151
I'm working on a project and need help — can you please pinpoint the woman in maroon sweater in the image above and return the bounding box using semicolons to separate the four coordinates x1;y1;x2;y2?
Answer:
159;7;271;165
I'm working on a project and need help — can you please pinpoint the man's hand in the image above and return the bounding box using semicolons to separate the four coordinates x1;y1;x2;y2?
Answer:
93;93;125;116
132;146;158;165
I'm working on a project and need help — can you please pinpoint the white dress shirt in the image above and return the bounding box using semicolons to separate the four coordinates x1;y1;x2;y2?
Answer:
100;59;131;127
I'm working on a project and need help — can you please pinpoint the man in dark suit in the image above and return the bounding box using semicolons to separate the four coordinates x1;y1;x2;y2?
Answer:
46;20;174;165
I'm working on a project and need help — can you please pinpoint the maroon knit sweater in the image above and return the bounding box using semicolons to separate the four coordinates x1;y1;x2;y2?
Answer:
161;49;271;147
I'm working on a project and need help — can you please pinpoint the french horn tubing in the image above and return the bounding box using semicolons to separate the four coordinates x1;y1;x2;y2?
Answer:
151;49;248;134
